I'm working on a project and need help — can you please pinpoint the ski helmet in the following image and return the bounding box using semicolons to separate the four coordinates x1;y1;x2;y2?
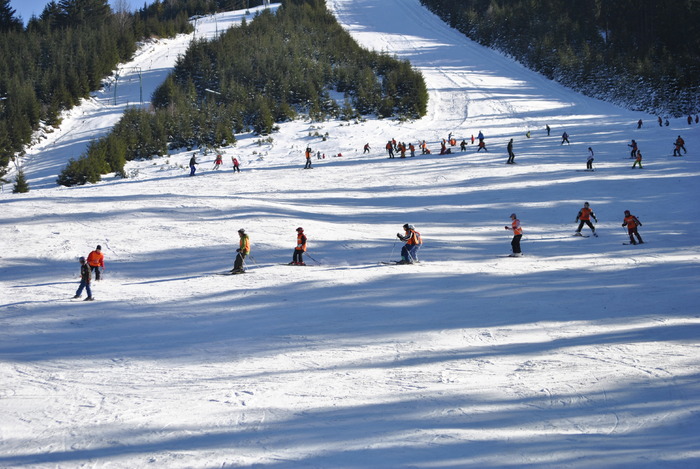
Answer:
584;202;589;207
296;227;304;232
407;224;415;230
624;210;630;215
238;229;245;234
510;213;517;219
96;245;102;250
403;224;409;230
79;256;86;263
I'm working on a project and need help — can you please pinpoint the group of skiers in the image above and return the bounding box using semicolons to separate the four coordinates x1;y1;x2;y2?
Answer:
189;153;240;176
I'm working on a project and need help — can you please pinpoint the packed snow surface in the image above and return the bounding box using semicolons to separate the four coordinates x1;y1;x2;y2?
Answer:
1;0;699;467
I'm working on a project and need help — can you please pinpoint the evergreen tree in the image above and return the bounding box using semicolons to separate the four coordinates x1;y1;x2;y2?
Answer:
12;168;29;193
0;0;22;31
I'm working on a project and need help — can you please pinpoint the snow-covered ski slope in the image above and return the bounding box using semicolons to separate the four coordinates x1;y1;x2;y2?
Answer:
1;0;699;467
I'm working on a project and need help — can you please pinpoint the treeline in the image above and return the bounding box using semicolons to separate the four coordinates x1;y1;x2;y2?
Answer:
420;0;700;116
0;0;244;177
57;0;428;186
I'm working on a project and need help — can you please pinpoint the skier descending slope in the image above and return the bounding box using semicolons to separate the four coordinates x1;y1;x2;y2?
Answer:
396;224;422;264
291;227;308;265
575;202;598;237
622;210;644;245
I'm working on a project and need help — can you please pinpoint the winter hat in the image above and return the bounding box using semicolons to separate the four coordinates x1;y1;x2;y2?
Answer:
238;229;245;234
96;245;102;250
296;227;304;232
584;202;589;207
624;210;631;215
79;257;86;263
510;213;517;219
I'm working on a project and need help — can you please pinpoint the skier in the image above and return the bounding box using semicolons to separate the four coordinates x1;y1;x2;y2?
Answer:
637;119;643;129
526;130;531;138
304;146;313;169
386;141;395;158
506;138;515;164
363;143;371;154
213;154;223;170
505;213;523;257
73;257;94;301
561;131;570;145
396;224;422;264
673;140;683;157
675;135;687;154
658;116;663;127
477;139;487;152
628;139;638;158
460;139;467;151
575;202;598;237
632;150;643;169
291;227;307;265
232;157;240;173
189;153;198;176
409;142;416;157
546;124;551;136
231;229;250;274
622;210;643;245
477;131;485;143
586;147;594;170
86;245;105;280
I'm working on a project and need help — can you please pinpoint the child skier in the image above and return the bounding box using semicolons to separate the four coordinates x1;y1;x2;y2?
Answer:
505;213;523;256
622;210;643;245
291;227;307;265
73;257;94;301
231;229;250;273
575;202;598;237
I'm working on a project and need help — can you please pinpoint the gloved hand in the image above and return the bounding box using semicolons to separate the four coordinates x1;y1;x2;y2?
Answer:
396;233;402;239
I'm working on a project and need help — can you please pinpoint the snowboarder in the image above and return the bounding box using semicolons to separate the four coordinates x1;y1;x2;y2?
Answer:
213;154;223;170
628;139;638;158
304;147;313;169
561;131;570;145
505;213;523;257
575;202;598;237
73;257;94;301
232;157;240;173
189;153;198;176
363;143;371;154
396;224;422;264
622;210;643;245
586;147;594;170
231;229;250;273
632;150;643;168
86;245;104;280
675;136;687;154
506;138;515;164
291;227;307;265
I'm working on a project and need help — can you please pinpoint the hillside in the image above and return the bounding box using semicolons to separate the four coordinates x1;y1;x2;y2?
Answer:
1;0;699;467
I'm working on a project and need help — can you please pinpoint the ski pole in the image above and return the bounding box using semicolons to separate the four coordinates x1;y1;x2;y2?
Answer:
247;254;259;266
305;252;321;265
389;239;397;262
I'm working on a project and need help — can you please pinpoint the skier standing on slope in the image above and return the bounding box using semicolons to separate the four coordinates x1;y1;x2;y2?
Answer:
396;224;422;264
675;135;687;154
213;154;223;170
586;147;595;170
622;210;644;245
628;139;638;158
73;257;94;301
632;150;643;169
561;131;570;145
575;202;598;237
86;245;105;280
231;229;250;274
189;153;198;176
505;213;523;257
291;227;307;265
304;146;313;169
232;157;240;173
506;138;515;164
